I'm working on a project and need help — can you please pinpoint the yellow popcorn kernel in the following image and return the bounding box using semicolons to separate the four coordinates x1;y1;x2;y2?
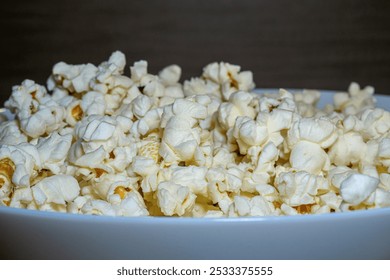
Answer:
94;168;106;178
227;71;238;89
53;74;64;85
0;158;15;180
294;204;315;214
0;176;12;207
31;169;53;185
114;186;131;199
273;201;282;209
2;199;10;206
30;90;37;100
0;177;8;195
377;165;388;174
71;104;84;121
145;198;164;216
72;92;83;99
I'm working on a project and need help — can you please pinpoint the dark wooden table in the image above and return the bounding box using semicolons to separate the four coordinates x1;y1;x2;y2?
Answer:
1;0;390;105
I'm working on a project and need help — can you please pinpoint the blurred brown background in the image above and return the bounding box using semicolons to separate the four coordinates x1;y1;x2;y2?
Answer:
1;0;390;105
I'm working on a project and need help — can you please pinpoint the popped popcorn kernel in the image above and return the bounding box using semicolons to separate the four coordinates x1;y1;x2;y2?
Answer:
138;134;161;163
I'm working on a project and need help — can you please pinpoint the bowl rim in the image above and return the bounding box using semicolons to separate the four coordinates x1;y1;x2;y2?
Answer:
1;206;389;224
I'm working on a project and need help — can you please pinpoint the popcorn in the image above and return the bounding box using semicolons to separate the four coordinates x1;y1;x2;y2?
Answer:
328;132;366;166
67;196;88;214
8;187;34;208
290;141;330;174
229;195;277;217
217;91;256;131
288;117;337;148
90;52;133;114
377;138;390;171
183;77;220;98
19;99;66;138
80;91;106;116
374;188;390;208
81;199;116;216
106;182;149;217
159;98;207;164
334;82;375;115
359;108;390;140
6;80;66;138
327;166;355;189
132;95;154;119
5;79;48;114
114;191;149;217
32;175;80;206
159;65;181;86
233;117;268;155
0;121;28;145
157;181;196;216
131;156;159;177
340;173;379;205
130;108;163;137
130;60;148;83
36;132;72;174
0;157;14;205
0;144;40;190
159;117;201;164
137;133;161;161
319;191;343;211
72;115;131;155
66;100;83;126
49;62;98;94
107;146;136;172
186;62;255;101
275;171;329;207
1;53;389;217
230;90;297;153
293;90;321;117
169;165;208;196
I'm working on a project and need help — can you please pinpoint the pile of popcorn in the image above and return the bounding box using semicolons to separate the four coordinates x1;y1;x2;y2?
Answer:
1;51;390;217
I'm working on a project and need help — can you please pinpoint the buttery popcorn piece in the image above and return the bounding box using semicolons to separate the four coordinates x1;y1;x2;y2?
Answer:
32;175;80;206
340;173;379;205
157;181;196;216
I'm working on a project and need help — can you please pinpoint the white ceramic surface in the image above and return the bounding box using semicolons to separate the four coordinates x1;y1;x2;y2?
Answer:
1;90;390;260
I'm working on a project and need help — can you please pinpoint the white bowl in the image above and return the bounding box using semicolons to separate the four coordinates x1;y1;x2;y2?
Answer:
1;90;390;260
1;206;390;259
